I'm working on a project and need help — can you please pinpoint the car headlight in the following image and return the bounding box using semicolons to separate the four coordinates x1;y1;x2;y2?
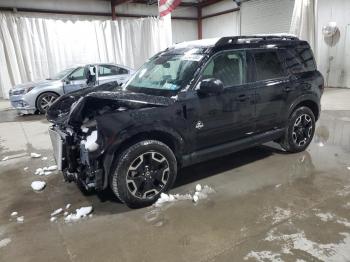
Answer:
23;86;35;94
9;86;35;96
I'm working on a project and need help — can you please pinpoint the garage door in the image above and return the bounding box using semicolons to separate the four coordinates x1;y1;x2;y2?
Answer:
241;0;295;35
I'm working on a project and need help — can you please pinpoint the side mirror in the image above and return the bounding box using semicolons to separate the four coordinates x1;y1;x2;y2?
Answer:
197;78;224;96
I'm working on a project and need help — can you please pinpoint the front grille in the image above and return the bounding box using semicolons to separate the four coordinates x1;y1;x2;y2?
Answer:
48;127;64;171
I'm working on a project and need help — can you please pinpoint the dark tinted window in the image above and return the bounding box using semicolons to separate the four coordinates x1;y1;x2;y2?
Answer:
118;67;129;74
285;47;316;73
99;65;128;76
202;51;246;87
254;52;285;81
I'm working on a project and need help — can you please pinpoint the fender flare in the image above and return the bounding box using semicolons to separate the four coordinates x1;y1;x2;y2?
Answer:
287;94;320;120
100;124;186;190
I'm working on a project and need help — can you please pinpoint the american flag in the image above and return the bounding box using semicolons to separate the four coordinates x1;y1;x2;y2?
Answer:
158;0;182;17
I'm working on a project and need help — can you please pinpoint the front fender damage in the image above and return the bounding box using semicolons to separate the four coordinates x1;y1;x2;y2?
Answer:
47;89;174;191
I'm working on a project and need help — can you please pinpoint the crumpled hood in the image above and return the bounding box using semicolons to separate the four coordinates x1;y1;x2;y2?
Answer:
46;82;174;126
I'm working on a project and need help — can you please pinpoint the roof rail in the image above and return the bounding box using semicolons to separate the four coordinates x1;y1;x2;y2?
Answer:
215;35;299;47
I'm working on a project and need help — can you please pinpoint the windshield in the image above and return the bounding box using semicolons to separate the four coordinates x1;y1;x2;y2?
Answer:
125;52;204;93
49;68;75;80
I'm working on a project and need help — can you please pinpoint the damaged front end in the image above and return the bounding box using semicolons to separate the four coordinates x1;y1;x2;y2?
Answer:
47;83;174;192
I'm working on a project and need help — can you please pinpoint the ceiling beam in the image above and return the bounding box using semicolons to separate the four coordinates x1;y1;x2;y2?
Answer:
199;0;224;8
132;0;199;7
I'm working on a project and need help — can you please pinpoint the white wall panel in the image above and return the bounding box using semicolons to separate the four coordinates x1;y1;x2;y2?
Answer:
172;20;197;43
316;0;350;88
241;0;295;35
202;0;238;16
202;12;239;38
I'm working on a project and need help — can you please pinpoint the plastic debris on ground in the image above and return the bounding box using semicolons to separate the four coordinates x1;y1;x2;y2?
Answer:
51;208;63;217
10;212;18;217
16;216;24;223
82;131;99;152
65;204;71;209
65;206;93;222
153;184;215;208
30;153;41;158
50;217;57;222
41;157;48;161
23;167;29;171
35;165;57;176
31;181;46;191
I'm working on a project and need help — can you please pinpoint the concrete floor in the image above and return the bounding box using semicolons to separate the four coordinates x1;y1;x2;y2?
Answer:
0;88;350;262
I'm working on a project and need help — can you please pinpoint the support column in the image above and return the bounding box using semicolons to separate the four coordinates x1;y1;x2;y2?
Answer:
111;0;116;20
197;6;202;39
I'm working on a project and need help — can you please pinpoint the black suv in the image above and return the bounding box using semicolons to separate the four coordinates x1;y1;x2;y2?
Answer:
47;35;324;207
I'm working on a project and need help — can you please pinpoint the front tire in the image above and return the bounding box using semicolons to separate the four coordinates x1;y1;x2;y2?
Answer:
280;106;315;153
111;140;177;208
36;92;59;114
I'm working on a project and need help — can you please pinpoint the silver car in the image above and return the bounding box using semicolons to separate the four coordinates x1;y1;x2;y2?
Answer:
9;63;135;114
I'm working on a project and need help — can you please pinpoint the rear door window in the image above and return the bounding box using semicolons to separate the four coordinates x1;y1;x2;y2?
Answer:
253;51;286;81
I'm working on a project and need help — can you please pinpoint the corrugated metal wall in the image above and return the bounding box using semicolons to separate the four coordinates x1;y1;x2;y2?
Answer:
241;0;295;35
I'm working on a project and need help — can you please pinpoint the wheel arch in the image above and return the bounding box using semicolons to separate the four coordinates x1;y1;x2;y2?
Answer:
101;127;185;190
288;96;320;121
35;91;61;110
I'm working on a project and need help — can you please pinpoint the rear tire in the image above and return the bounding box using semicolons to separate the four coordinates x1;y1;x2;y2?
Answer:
36;92;59;114
111;140;177;208
280;106;315;153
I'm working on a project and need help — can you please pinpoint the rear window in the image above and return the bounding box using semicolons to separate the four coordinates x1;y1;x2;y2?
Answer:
284;47;316;73
253;51;285;81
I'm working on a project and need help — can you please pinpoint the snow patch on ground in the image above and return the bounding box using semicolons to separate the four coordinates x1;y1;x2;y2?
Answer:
0;238;11;248
153;184;215;208
263;227;350;261
272;207;291;224
244;250;283;262
30;153;41;158
82;131;99;152
65;206;93;222
2;156;9;161
41;157;48;161
16;216;24;223
316;212;350;228
337;185;350;197
23;167;28;171
10;212;18;217
31;181;46;191
315;212;335;222
65;204;71;210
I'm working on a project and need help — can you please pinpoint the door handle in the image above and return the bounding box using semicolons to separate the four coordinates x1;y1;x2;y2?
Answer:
237;94;249;102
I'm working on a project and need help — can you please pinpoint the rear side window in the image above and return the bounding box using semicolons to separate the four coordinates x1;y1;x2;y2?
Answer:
285;47;316;73
99;65;128;76
254;51;285;81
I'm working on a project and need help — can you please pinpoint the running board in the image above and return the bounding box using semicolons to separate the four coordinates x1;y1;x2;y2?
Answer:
181;128;285;167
